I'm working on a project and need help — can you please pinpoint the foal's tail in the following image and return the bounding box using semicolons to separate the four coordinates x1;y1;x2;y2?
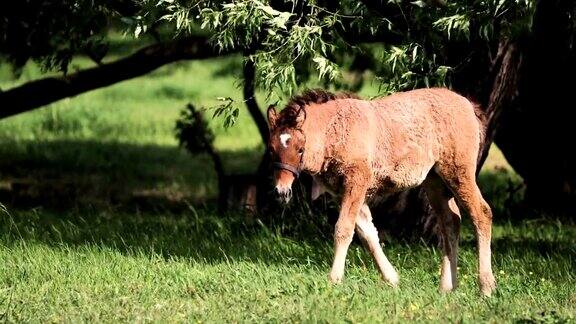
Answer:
471;101;487;149
469;99;489;168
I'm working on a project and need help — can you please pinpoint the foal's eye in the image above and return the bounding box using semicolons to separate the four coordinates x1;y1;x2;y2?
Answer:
298;148;304;154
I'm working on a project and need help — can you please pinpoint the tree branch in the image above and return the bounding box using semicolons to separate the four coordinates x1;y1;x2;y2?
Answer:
477;40;522;170
243;57;269;144
0;36;233;119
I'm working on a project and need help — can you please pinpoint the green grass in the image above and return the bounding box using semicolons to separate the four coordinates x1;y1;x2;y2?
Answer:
1;208;575;322
1;40;575;322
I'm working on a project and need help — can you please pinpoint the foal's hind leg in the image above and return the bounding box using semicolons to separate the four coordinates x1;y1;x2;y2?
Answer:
424;175;461;292
355;204;399;286
436;165;496;296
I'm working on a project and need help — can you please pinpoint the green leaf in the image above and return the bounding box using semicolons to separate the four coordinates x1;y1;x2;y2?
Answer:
412;46;418;63
258;4;282;17
411;0;427;8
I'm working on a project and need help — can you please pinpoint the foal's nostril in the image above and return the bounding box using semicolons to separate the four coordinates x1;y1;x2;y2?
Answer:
274;186;292;203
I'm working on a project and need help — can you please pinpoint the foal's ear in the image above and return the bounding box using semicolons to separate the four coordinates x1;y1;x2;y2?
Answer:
295;108;306;128
267;105;278;128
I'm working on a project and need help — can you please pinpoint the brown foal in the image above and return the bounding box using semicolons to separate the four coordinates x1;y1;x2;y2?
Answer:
267;88;496;296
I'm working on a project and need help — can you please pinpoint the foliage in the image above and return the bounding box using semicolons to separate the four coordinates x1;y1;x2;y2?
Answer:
155;0;536;97
175;103;215;155
175;98;239;160
0;0;537;102
0;0;123;73
210;97;238;129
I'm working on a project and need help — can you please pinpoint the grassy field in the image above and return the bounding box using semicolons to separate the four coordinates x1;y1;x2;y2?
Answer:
1;42;575;322
2;207;574;322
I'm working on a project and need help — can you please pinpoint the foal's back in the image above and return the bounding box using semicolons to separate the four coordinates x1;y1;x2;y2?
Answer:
316;88;482;192
369;88;481;158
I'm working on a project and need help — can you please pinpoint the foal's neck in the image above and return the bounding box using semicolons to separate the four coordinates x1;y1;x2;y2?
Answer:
300;108;334;174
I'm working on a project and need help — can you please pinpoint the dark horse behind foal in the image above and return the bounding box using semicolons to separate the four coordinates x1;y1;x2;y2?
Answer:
267;88;495;296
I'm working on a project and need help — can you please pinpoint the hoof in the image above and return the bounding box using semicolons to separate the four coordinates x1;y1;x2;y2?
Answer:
439;283;454;293
479;273;496;296
384;271;400;288
329;272;343;284
439;275;457;293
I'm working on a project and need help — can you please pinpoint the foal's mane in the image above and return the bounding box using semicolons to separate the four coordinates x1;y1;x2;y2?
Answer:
277;89;360;127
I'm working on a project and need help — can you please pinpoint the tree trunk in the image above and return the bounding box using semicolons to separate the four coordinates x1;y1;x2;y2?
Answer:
494;0;576;213
243;56;270;144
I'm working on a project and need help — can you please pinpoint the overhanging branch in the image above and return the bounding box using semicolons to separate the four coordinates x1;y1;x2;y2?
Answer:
0;36;233;119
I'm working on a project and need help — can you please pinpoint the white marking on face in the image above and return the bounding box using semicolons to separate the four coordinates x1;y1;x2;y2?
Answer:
279;133;291;148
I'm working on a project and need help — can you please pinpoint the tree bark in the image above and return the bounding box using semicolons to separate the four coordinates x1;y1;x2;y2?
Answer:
477;41;522;169
494;0;576;212
0;36;232;119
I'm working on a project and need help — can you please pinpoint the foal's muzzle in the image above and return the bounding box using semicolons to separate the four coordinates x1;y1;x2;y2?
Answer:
275;186;293;204
272;161;300;204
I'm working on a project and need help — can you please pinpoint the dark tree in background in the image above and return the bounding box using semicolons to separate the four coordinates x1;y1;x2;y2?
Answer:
1;0;575;238
493;0;576;212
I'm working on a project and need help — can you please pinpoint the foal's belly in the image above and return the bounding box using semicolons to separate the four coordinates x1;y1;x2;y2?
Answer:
371;142;437;193
373;163;433;192
311;160;434;203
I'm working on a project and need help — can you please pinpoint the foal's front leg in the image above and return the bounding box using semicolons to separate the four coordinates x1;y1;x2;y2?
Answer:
329;172;369;284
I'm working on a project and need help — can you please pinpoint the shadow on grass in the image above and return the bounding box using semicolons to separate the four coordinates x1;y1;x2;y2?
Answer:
0;139;262;212
0;139;525;217
1;205;574;270
0;206;336;266
457;231;576;264
0;137;573;266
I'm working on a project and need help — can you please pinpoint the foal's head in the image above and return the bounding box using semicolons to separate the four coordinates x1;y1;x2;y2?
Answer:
267;105;306;204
